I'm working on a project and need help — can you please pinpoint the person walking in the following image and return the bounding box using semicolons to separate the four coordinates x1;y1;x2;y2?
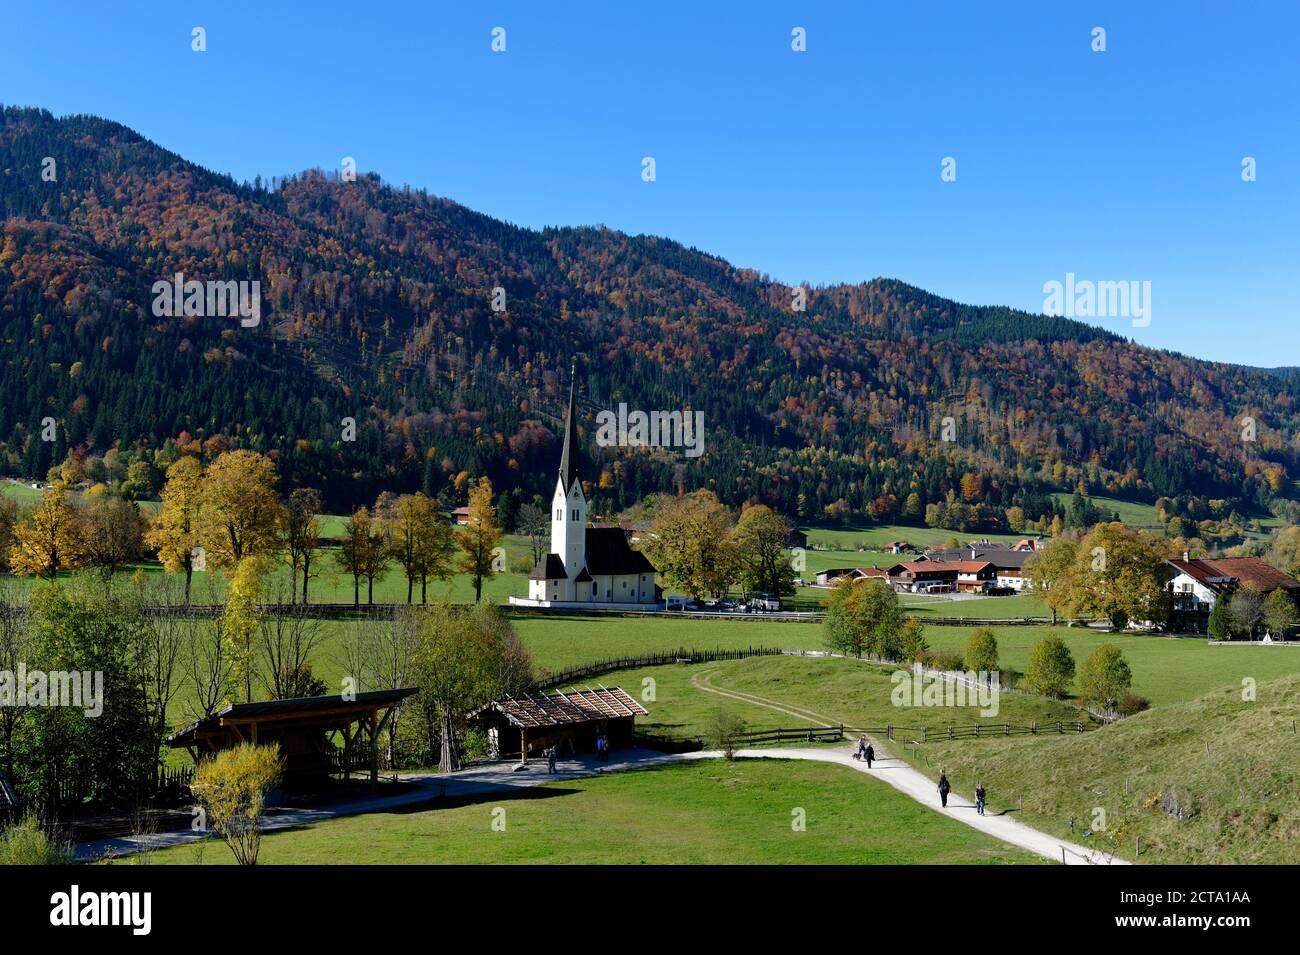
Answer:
547;745;558;774
855;735;867;760
975;782;986;816
864;743;874;769
938;771;951;808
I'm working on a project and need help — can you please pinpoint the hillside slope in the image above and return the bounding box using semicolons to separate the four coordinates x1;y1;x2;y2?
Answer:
906;674;1300;864
2;106;1297;519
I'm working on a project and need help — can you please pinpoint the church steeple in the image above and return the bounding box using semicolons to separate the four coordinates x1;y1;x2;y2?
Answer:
557;367;579;492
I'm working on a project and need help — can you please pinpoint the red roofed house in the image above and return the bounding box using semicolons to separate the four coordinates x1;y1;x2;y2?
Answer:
1164;554;1300;635
886;559;996;594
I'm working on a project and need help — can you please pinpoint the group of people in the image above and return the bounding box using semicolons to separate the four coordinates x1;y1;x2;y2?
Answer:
542;732;611;773
853;736;875;767
855;736;988;815
937;771;987;815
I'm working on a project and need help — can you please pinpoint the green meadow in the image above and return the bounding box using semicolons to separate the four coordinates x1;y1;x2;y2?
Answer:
134;758;1042;865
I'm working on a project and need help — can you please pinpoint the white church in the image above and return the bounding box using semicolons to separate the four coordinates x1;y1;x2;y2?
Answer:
509;379;661;609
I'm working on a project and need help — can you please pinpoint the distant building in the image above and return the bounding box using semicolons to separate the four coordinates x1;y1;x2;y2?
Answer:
509;376;660;609
882;540;915;555
450;506;472;526
921;545;1036;591
886;559;996;594
785;528;808;549
1164;554;1300;634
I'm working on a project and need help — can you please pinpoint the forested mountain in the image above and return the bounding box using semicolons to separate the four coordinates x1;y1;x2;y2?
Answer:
2;105;1298;527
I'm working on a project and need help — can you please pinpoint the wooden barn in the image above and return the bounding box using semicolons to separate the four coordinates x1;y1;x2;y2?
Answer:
166;688;416;789
468;687;648;761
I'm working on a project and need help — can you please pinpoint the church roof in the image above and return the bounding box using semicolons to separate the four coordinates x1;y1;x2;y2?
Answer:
585;527;657;576
528;553;568;581
557;373;580;493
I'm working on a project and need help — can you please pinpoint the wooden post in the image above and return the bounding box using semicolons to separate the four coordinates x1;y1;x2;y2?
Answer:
368;713;379;791
1004;722;1009;736
921;726;927;743
520;727;528;764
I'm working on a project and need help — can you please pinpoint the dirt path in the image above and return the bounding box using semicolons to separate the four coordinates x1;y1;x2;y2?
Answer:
689;668;1128;866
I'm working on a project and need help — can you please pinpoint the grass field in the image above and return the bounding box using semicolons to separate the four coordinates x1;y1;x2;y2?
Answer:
890;674;1300;864
1049;493;1159;528
588;654;1300;864
603;655;1083;744
133;758;1043;865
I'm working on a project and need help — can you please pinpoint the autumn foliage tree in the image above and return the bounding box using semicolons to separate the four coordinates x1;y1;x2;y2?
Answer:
732;504;795;597
146;456;204;603
455;478;503;603
386;492;455;604
644;490;739;599
9;483;85;579
198;450;283;572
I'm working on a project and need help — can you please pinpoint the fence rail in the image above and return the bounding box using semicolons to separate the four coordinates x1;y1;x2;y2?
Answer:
536;646;785;690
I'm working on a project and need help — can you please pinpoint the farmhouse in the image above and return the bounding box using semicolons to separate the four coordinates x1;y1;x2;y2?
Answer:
1164;554;1300;634
509;379;660;609
886;559;996;593
921;543;1037;591
469;687;648;761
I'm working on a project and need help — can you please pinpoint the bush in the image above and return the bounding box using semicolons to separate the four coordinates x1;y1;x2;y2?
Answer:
1079;643;1133;711
189;743;284;866
964;627;999;674
919;649;965;672
1118;693;1151;716
706;709;748;760
0;814;72;865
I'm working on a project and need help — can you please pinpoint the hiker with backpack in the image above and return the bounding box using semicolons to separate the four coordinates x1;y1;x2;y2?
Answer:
938;771;951;808
975;782;987;816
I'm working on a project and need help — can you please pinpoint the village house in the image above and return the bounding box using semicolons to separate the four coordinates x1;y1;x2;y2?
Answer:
1163;553;1300;634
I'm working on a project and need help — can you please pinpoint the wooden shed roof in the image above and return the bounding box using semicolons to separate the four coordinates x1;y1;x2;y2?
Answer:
468;687;648;729
166;688;417;747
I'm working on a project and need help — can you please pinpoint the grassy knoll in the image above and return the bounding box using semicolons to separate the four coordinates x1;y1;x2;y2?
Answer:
603;654;1082;744
920;625;1300;707
136;758;1042;865
891;675;1300;864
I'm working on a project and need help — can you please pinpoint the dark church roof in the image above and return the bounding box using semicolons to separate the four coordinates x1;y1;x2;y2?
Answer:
557;373;580;493
528;530;657;582
585;527;657;576
529;553;568;581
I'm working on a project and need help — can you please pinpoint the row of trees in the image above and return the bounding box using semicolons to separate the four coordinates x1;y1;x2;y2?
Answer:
334;477;502;605
0;570;533;817
5;449;508;608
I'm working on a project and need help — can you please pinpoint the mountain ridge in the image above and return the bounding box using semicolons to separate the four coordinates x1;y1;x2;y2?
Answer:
1;105;1296;529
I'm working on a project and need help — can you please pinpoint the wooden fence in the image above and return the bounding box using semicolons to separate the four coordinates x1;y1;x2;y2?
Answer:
535;646;785;690
866;720;1094;741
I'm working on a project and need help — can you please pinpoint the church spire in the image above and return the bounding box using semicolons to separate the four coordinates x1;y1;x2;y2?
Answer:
558;365;579;492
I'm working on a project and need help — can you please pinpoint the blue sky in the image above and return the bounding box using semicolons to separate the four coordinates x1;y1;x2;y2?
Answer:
3;1;1298;365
